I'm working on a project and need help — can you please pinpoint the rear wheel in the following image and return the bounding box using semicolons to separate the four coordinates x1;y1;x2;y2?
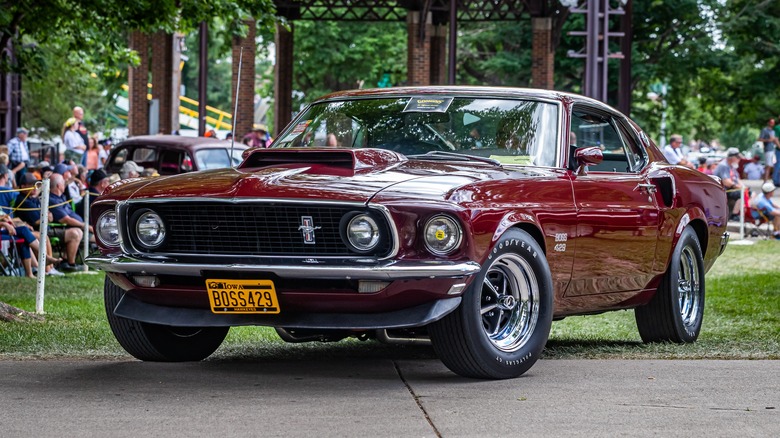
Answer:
635;226;705;343
104;277;229;361
428;229;553;379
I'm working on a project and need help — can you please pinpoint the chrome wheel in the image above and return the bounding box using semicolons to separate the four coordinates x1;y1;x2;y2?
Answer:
480;253;539;352
677;245;701;328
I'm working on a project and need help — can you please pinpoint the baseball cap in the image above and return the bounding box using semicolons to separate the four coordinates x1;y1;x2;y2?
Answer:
20;172;38;186
16;127;28;135
762;181;776;193
121;161;143;174
726;147;742;157
53;163;70;175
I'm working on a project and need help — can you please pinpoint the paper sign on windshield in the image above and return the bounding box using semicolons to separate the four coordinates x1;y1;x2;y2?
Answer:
403;97;453;113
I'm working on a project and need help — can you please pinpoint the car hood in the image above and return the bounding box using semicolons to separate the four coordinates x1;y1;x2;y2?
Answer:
109;148;548;204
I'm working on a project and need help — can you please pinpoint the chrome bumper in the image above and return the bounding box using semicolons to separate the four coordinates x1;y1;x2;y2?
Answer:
719;231;729;255
86;255;482;280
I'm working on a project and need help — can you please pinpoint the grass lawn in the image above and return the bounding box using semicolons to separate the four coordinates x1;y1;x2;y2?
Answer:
0;241;778;360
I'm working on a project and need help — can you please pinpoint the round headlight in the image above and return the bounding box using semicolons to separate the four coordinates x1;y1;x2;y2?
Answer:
135;211;166;249
346;214;380;252
96;210;120;247
424;215;462;255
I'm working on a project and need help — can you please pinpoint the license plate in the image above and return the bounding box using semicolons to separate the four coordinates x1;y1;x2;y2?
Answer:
206;279;280;314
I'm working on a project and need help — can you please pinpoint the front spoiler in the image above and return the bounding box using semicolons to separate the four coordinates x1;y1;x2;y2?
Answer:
87;255;482;280
112;292;462;329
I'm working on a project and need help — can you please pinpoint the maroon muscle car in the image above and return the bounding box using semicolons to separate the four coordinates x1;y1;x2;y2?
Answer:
88;87;729;379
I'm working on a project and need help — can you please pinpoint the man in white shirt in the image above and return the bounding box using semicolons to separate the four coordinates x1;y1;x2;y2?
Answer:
663;134;692;168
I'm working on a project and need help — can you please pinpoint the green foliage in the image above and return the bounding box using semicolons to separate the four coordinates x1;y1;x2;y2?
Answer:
719;126;758;151
292;20;407;105
1;0;277;136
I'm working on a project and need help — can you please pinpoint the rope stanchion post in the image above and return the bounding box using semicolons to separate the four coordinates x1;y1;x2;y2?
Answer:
36;179;51;315
82;190;89;271
739;186;745;240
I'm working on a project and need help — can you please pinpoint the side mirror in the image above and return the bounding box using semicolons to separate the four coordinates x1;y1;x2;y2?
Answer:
573;147;603;176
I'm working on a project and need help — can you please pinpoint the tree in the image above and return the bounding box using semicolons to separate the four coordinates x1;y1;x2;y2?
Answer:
1;0;277;135
291;20;407;106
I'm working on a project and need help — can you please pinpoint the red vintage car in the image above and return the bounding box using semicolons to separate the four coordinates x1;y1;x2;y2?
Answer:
88;87;729;379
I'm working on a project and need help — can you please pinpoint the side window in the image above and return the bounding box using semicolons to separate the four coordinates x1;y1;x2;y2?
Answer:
159;150;184;175
110;148;128;170
615;118;648;172
132;147;157;163
570;107;633;173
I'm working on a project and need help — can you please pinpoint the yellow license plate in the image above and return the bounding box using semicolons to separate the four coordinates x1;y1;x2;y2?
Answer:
206;279;280;314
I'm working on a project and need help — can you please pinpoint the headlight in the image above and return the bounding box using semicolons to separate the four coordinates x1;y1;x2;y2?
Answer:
135;211;166;249
345;214;380;252
96;210;120;247
424;215;462;255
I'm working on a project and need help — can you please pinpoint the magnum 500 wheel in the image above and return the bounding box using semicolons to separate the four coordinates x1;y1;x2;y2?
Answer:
104;277;229;361
428;229;553;379
635;226;705;343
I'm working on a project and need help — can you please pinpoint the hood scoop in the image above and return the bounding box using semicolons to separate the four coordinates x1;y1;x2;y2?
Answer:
240;148;407;172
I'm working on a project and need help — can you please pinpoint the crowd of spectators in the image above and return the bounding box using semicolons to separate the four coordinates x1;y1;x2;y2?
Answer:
0;106;164;275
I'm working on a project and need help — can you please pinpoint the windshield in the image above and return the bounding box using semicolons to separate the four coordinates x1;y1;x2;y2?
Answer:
273;96;560;167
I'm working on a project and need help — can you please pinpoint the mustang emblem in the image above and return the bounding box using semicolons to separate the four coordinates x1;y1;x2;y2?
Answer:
298;216;321;244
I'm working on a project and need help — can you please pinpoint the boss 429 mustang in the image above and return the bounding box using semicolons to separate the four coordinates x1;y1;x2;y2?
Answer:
88;87;729;379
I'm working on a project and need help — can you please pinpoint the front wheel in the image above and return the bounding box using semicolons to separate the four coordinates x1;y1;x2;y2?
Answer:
428;229;553;379
635;226;705;343
104;277;229;361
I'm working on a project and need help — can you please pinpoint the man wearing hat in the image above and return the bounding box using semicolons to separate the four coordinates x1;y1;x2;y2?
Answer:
7;127;31;187
242;123;271;148
76;169;110;218
752;181;780;239
120;161;142;180
714;147;745;219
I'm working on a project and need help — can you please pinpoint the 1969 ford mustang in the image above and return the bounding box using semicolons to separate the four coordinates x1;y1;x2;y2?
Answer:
88;87;729;379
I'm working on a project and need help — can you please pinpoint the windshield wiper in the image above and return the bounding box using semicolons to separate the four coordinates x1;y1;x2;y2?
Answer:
408;150;502;166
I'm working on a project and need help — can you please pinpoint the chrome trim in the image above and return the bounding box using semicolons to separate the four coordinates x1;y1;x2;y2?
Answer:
87;255;481;280
115;198;401;261
719;232;729;255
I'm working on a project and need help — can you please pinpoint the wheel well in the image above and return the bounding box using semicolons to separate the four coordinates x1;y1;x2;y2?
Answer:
689;218;708;255
513;223;547;255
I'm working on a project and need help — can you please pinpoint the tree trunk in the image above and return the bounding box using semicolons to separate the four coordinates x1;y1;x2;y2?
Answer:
0;301;44;322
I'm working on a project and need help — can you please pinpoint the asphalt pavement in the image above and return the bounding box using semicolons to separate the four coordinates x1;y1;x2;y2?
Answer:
0;358;776;437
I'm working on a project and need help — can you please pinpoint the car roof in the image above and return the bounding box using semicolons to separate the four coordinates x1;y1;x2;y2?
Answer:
116;135;247;151
316;86;621;115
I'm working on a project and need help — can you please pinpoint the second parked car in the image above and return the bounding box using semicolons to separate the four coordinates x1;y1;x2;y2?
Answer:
104;135;248;176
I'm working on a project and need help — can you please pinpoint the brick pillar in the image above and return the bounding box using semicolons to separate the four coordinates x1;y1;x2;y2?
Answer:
429;25;447;85
407;11;432;86
232;20;256;140
531;17;554;90
128;31;150;136
151;31;175;135
274;22;294;137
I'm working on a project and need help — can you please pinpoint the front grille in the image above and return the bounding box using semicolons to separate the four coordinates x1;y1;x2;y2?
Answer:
125;202;392;257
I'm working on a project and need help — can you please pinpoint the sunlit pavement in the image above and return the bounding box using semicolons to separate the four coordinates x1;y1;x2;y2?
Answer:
0;359;777;437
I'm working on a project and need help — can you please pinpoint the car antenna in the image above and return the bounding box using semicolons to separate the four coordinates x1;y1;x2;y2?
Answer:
230;47;243;169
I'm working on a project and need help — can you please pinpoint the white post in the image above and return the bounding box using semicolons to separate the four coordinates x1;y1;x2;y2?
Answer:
739;186;745;240
36;179;51;315
82;190;89;271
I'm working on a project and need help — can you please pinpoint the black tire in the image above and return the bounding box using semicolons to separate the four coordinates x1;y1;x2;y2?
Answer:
635;226;705;343
104;277;229;361
428;229;553;379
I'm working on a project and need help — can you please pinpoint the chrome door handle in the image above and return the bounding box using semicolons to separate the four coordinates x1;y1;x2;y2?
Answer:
635;183;657;193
